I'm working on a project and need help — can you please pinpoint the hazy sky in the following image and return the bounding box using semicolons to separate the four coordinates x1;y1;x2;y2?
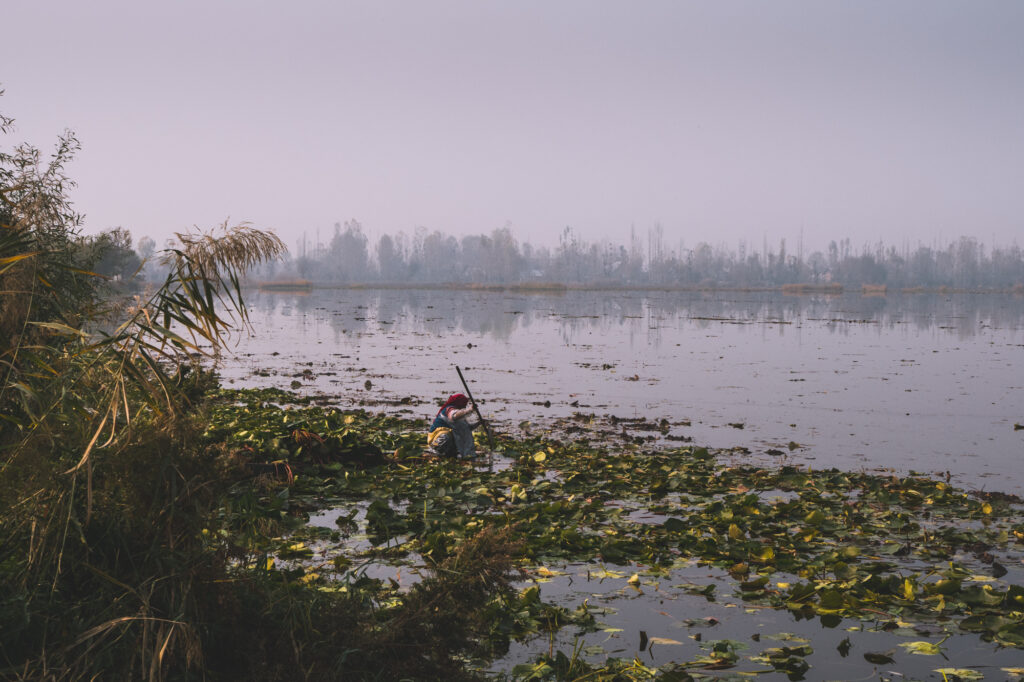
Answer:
3;1;1022;256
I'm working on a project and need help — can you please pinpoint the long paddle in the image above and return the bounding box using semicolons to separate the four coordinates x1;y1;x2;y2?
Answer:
455;365;495;450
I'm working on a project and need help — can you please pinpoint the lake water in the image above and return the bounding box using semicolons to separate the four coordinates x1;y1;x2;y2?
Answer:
220;288;1024;494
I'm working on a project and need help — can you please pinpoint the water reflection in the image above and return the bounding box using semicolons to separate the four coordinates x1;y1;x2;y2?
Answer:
247;289;1023;343
229;288;1024;493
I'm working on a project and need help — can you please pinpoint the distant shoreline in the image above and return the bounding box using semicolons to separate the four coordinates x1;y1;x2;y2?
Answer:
251;280;1024;295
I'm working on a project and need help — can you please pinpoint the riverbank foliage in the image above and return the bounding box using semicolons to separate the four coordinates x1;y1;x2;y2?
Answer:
1;104;525;680
5;101;1024;681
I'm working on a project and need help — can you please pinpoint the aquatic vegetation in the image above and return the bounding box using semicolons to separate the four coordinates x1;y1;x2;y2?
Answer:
204;388;1024;679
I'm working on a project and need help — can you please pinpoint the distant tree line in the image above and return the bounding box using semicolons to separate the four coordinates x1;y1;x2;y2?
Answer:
113;222;1024;290
242;222;1023;289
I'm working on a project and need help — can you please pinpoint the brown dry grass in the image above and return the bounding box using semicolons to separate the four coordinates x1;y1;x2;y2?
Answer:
780;282;844;294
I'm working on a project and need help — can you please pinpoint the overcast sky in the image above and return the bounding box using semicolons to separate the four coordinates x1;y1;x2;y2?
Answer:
2;1;1022;256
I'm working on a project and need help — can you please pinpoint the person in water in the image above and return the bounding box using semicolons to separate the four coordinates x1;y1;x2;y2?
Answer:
427;393;479;458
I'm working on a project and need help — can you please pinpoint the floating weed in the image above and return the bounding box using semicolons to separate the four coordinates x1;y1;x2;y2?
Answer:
900;638;946;655
936;669;985;681
205;389;1024;679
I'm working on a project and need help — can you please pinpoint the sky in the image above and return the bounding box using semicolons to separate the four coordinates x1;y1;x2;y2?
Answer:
2;0;1022;257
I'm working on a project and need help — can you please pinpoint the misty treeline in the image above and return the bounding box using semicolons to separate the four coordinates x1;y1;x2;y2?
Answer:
258;222;1024;289
118;221;1024;290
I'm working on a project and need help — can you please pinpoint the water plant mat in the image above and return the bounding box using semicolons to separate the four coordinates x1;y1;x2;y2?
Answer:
204;388;1024;680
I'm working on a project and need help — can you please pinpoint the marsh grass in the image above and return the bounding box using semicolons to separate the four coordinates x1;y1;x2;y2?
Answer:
2;100;526;680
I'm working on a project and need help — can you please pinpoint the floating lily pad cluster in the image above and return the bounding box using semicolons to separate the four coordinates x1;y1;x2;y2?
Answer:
204;388;1024;679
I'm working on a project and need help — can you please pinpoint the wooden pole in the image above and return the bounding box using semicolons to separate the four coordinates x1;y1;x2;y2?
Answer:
455;365;495;449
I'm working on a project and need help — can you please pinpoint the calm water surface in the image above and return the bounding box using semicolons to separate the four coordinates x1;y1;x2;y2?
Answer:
221;289;1024;494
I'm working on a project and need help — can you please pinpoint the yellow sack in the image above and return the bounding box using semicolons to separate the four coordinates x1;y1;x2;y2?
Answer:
427;427;453;450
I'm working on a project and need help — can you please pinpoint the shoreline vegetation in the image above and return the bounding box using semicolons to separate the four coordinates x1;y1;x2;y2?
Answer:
48;220;1024;296
252;279;1024;296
